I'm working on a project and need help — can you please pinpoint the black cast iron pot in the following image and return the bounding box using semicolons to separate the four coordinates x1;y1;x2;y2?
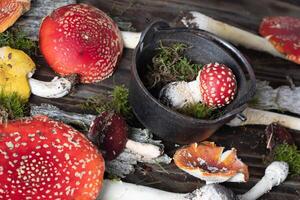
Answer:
129;21;256;144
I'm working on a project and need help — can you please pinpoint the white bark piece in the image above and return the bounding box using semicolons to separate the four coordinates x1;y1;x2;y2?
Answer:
29;76;72;98
227;107;300;131
181;11;285;59
252;80;300;115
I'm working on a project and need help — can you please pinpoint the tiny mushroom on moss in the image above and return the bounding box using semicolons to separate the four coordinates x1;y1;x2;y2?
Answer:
159;63;237;109
0;116;105;199
174;142;249;184
0;46;72;100
0;0;31;33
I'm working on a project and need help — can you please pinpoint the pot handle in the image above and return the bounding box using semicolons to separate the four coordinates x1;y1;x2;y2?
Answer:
136;20;170;52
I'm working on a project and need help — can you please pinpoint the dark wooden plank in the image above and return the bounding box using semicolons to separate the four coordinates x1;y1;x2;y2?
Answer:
25;0;300;199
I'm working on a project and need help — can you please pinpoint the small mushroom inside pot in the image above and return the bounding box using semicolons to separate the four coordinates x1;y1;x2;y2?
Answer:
174;142;249;184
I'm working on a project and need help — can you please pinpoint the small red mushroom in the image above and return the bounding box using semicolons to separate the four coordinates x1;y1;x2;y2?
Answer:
0;116;105;200
259;16;300;64
88;112;128;160
39;3;123;83
199;63;237;107
88;112;162;161
159;62;237;109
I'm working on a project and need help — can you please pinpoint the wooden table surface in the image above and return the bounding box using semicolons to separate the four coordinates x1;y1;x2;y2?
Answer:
27;0;300;199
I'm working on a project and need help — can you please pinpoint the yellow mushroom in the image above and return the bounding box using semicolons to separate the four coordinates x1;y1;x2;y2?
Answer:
0;46;35;100
0;46;72;100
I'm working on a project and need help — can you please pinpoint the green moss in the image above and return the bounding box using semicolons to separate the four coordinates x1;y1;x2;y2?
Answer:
0;29;37;56
0;91;28;122
81;85;133;121
145;42;202;88
274;143;300;176
178;103;213;119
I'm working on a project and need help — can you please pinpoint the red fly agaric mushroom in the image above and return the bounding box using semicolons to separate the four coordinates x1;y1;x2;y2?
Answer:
0;0;31;33
0;116;105;199
174;142;249;184
259;16;300;64
159;63;237;108
39;3;123;83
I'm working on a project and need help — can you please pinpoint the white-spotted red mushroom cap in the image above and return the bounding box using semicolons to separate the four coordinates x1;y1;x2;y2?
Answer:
199;63;237;108
0;116;105;199
174;142;249;184
39;3;123;83
259;16;300;64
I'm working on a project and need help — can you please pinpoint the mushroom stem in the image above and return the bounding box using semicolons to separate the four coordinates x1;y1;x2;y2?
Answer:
100;180;236;200
29;77;72;98
121;31;142;49
180;11;285;59
238;161;289;200
125;140;162;159
30;104;162;159
227;107;300;131
100;180;187;200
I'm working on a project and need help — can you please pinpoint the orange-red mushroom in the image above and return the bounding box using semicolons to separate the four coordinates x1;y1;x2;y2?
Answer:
0;116;105;199
0;0;30;33
174;142;248;183
39;3;123;83
259;16;300;64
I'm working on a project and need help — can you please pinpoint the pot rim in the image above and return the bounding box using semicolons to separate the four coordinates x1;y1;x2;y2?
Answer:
131;21;255;124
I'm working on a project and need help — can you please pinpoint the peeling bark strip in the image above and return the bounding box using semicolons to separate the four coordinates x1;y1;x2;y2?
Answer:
16;0;76;40
253;80;300;115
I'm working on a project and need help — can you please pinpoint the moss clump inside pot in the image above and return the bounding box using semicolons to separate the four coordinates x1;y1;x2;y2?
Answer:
144;42;237;120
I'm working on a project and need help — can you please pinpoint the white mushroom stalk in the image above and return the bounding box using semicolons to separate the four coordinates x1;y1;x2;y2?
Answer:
29;76;72;98
238;161;289;200
99;180;235;200
30;104;162;159
121;31;142;49
180;11;286;59
100;161;288;200
227;107;300;131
